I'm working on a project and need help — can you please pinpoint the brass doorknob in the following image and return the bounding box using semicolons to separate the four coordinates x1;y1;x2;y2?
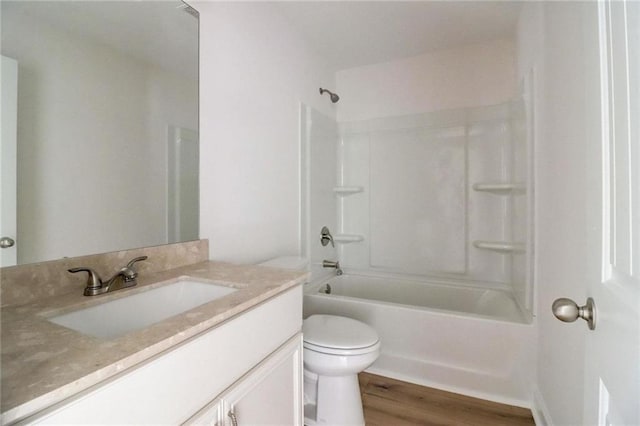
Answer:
552;297;596;330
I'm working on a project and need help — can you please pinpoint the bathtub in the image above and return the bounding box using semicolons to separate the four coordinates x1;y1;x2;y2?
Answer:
303;274;535;408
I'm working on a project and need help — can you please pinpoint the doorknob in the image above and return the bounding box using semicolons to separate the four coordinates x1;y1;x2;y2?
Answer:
552;297;596;330
0;237;15;249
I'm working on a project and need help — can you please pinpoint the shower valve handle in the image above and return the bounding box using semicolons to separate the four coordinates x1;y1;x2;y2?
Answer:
320;226;335;247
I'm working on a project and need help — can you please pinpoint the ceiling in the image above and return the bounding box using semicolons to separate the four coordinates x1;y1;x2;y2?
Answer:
3;1;519;76
276;1;521;71
2;1;198;78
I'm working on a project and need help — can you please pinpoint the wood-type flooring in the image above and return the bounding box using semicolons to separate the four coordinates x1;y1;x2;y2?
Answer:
359;373;535;426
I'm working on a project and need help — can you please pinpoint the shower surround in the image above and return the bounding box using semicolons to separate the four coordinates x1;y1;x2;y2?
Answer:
336;101;532;319
301;90;534;406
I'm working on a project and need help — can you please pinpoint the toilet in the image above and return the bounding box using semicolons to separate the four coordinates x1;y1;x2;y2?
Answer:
258;257;380;426
303;314;380;426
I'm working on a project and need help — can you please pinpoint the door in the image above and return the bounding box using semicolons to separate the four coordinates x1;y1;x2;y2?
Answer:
167;126;199;244
582;1;640;424
1;55;18;267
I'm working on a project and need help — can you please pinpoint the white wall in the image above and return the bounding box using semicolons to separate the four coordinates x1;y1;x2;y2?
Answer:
195;2;336;264
336;39;516;122
1;11;197;264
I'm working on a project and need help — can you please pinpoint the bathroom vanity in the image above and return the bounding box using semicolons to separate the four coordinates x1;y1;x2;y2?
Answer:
1;256;307;425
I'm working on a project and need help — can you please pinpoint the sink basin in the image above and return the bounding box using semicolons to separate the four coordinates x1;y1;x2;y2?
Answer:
48;280;237;339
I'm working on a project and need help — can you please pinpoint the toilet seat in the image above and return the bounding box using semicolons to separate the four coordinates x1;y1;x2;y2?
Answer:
303;340;381;356
303;315;379;356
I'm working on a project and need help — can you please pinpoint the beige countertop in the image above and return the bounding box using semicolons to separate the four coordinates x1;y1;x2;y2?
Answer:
1;261;308;423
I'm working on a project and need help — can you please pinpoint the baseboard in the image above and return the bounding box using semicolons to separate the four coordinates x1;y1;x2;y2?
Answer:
367;353;532;409
531;387;553;426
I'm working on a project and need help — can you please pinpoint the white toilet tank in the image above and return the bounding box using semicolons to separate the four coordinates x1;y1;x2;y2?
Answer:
258;256;308;270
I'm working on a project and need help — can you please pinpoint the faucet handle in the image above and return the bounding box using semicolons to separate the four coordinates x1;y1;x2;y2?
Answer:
68;267;102;289
121;256;148;281
126;256;148;269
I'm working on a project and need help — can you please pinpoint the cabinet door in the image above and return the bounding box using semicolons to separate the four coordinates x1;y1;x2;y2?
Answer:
182;398;223;426
222;334;303;426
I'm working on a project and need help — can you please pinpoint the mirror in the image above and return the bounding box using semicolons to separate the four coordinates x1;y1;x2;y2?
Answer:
1;1;199;266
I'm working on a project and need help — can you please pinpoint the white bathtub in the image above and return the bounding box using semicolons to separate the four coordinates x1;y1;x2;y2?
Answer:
303;274;535;408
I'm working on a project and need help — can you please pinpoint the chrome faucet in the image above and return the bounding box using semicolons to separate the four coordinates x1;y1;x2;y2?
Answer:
322;260;343;276
69;256;148;296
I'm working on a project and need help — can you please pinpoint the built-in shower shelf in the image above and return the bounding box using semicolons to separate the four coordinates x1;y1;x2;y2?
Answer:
334;234;364;243
472;183;526;193
473;240;525;253
333;186;364;195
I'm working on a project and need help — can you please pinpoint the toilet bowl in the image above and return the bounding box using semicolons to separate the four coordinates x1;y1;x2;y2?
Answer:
257;258;380;425
303;314;380;426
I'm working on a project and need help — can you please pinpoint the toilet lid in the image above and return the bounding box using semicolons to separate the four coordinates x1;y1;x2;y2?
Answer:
303;315;379;350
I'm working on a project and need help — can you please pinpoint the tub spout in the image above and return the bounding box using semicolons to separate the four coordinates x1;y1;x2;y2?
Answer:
323;260;343;276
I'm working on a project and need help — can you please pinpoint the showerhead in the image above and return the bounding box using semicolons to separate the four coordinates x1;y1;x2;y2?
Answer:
319;87;340;103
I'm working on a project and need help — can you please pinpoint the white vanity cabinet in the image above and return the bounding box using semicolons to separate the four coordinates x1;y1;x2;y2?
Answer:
186;334;303;426
21;286;302;425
